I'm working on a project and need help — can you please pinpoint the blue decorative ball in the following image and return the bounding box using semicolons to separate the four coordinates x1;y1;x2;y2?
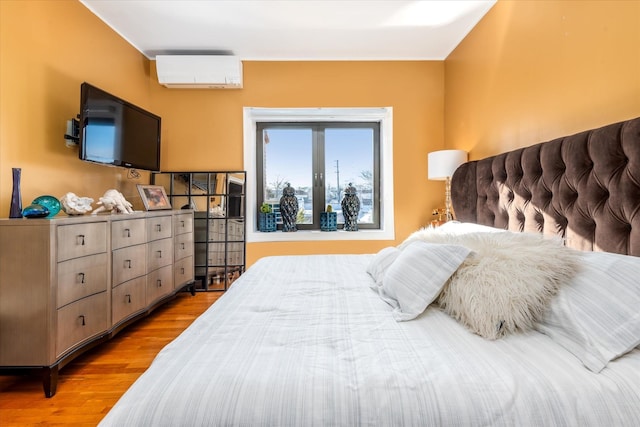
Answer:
32;195;61;218
22;203;50;218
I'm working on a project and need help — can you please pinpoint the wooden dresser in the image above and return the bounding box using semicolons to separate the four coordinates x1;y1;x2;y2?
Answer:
0;210;194;397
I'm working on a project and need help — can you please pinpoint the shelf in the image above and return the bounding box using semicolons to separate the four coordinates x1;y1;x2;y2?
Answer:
153;171;246;291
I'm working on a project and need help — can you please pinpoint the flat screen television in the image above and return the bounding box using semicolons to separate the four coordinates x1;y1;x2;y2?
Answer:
79;82;161;171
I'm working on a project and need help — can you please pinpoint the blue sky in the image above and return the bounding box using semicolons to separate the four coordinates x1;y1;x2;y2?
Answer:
263;127;373;194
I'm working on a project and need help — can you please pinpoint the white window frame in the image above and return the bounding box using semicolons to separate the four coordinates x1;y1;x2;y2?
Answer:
243;107;395;243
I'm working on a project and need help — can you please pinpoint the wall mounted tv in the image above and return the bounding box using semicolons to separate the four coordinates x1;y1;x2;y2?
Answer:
79;82;161;171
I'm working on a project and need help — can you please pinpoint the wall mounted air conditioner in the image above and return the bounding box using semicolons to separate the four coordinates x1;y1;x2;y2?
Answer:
155;55;243;89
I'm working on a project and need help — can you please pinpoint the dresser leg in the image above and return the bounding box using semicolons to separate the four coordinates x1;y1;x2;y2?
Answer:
42;366;59;398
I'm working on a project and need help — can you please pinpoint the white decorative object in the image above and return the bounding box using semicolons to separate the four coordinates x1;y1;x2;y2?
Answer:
92;189;134;215
210;205;224;217
60;192;94;215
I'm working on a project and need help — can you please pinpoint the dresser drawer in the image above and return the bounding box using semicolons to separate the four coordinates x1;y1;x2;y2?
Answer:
147;265;173;305
201;242;225;265
174;255;194;289
112;277;146;326
112;244;147;286
57;253;108;308
210;219;226;241
147;216;172;241
112;218;146;250
174;232;194;260
56;292;107;358
174;213;193;236
147;238;173;272
57;222;107;262
227;219;245;241
226;242;245;266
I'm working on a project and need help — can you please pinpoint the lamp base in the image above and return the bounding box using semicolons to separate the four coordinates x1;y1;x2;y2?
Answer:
444;176;454;222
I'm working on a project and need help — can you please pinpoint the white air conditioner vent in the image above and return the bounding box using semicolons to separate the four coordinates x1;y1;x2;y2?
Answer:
155;55;243;89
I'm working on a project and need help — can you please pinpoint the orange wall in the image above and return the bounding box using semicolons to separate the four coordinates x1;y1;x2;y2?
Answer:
0;1;446;268
445;0;640;158
5;1;635;268
150;61;446;265
0;0;155;211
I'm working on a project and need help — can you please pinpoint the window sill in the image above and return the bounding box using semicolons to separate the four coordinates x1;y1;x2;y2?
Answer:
247;228;395;243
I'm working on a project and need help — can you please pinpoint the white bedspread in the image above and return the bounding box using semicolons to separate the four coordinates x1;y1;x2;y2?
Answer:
100;255;640;426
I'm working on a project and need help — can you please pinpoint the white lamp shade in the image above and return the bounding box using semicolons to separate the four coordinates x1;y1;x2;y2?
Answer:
428;149;468;180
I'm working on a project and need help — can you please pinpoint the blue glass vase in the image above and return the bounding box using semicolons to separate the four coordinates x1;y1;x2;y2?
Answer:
9;168;23;218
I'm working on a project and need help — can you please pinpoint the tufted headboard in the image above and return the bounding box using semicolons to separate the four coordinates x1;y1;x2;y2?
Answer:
451;117;640;257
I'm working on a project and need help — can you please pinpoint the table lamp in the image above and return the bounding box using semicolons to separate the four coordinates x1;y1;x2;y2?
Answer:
428;149;468;221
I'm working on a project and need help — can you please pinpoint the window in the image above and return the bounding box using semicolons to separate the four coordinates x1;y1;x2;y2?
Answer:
243;107;394;242
256;122;380;230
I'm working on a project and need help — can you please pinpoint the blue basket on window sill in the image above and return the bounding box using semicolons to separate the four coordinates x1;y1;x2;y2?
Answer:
320;212;337;231
258;212;276;232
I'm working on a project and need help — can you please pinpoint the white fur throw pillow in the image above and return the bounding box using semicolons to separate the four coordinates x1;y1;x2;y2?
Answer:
401;227;582;339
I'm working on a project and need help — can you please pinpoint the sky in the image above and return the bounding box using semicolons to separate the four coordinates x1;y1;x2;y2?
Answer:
263;127;373;196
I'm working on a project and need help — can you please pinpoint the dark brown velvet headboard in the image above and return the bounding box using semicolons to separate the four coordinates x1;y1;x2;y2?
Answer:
451;117;640;257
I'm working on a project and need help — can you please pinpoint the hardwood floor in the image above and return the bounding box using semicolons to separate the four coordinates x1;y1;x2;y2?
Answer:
0;291;221;426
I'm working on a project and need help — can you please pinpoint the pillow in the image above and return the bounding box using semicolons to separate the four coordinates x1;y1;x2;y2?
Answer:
436;221;506;235
377;240;471;321
366;246;400;289
536;251;640;373
402;228;582;339
400;222;505;251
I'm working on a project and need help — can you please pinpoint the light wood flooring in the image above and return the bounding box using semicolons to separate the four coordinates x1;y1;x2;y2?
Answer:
0;291;221;426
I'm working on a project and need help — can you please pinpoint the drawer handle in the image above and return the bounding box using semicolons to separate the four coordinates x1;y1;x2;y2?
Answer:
180;242;185;250
124;228;131;238
78;272;85;284
180;220;185;228
180;267;185;274
156;224;162;232
157;279;162;288
125;294;131;303
79;315;86;326
156;250;162;258
125;259;132;269
77;234;85;246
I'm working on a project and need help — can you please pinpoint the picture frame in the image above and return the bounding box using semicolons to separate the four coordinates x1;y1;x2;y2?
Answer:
137;184;172;211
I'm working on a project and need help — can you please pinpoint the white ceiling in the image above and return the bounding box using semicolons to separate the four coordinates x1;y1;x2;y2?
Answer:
80;0;496;61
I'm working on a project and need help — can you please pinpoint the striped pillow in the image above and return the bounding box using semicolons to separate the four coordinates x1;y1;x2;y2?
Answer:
366;246;400;288
376;241;471;321
536;251;640;372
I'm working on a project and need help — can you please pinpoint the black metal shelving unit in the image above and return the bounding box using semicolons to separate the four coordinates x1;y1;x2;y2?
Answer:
152;171;246;291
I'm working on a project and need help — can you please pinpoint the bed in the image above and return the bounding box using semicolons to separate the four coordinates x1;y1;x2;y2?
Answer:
100;117;640;426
